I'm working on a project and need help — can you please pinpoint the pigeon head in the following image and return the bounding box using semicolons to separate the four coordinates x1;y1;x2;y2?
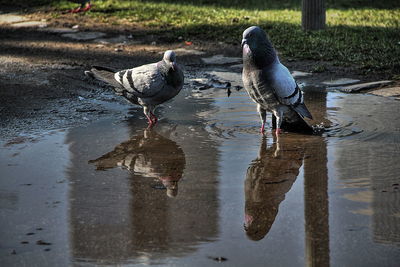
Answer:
241;26;267;49
163;50;177;71
241;26;277;67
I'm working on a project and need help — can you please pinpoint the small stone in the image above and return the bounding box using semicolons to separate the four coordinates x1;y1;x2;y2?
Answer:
26;232;35;235
96;35;128;44
369;86;400;99
11;249;16;255
333;81;393;93
201;55;242;65
36;240;51;246
38;27;79;34
0;13;27;24
61;32;106;41
11;21;47;28
322;78;361;86
213;257;227;262
291;71;312;78
21;241;29;244
173;48;205;55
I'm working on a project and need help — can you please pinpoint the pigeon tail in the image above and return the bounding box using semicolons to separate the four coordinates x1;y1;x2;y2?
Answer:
293;103;313;120
273;112;314;134
281;115;314;134
85;66;121;88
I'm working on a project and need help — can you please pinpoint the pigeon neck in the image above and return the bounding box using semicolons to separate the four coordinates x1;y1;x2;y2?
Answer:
257;42;277;67
159;61;183;88
243;42;277;69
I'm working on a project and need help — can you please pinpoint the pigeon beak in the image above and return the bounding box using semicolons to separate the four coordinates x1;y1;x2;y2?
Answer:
241;39;247;48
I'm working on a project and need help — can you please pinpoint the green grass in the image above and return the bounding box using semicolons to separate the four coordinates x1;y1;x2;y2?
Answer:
5;0;400;76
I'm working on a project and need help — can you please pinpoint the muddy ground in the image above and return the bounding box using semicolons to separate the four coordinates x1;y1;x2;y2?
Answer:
0;11;394;139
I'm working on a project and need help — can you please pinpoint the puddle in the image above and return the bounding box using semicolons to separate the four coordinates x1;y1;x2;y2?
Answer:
1;69;400;266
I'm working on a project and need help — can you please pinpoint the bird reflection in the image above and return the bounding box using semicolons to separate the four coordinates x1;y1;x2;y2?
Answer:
244;135;305;241
89;129;185;197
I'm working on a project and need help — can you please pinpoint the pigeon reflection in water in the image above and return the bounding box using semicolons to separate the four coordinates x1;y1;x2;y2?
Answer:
89;129;185;197
244;135;305;241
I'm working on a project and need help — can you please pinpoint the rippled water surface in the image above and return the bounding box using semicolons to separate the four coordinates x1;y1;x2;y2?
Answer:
1;81;400;266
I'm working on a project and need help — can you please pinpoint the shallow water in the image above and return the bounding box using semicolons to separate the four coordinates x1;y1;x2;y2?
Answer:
1;80;400;266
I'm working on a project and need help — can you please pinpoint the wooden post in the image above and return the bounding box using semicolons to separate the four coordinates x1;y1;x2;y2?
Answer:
302;0;326;31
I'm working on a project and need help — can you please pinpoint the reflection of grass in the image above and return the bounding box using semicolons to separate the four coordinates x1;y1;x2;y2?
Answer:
12;0;400;76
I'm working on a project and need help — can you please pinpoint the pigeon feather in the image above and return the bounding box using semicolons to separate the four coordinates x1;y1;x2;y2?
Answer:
241;26;313;134
85;50;184;127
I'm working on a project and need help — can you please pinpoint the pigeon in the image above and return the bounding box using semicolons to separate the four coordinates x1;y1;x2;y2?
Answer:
89;129;186;197
244;135;304;240
85;50;184;127
67;0;92;13
241;26;313;134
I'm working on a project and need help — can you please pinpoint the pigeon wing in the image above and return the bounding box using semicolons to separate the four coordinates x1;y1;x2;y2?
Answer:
268;64;313;119
269;63;300;105
114;63;165;98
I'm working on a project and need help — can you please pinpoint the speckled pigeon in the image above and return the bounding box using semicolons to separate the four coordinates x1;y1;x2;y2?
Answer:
85;50;184;127
241;26;313;134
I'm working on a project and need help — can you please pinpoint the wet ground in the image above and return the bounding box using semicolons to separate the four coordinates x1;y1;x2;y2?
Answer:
1;67;400;266
1;12;400;266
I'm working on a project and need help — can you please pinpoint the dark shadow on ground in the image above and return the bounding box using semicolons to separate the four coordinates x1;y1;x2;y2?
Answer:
1;20;398;75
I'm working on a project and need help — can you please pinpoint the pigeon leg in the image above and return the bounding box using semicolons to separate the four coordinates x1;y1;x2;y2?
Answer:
257;104;267;133
150;108;158;125
274;110;283;135
152;115;158;124
272;115;277;129
143;106;154;127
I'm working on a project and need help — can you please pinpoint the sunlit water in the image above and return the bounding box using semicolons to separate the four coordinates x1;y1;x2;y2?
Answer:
1;80;400;266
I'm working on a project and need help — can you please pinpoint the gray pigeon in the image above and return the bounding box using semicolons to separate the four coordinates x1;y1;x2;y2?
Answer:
241;26;313;134
85;50;184;126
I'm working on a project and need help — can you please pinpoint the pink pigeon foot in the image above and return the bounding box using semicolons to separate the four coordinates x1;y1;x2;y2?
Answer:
150;112;158;125
260;123;265;133
275;128;282;135
145;115;155;128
